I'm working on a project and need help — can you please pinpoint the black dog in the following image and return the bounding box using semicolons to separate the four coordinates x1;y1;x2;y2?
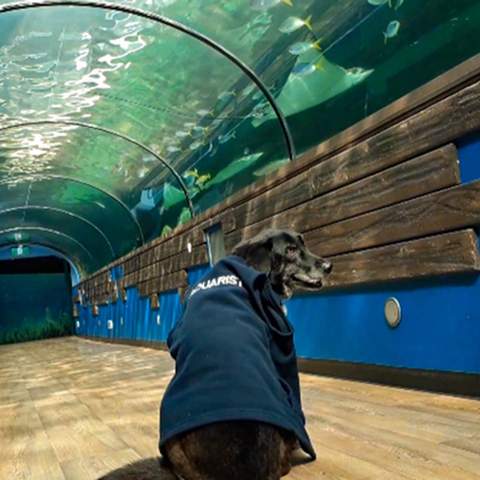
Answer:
99;230;331;480
160;229;332;480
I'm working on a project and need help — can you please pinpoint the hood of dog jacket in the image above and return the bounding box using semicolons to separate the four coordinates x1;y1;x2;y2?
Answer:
159;255;316;460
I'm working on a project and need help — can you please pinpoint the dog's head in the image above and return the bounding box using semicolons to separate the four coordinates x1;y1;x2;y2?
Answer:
232;229;332;299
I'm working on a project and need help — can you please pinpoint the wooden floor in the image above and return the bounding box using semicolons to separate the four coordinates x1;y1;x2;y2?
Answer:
0;337;479;480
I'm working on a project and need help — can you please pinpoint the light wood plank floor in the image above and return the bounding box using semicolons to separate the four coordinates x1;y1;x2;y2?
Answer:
0;337;479;479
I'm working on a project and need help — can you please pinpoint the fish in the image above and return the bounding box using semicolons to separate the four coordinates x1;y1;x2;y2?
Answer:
288;40;321;56
251;0;293;11
218;131;236;144
196;109;212;117
252;56;374;127
166;145;181;153
189;140;203;150
175;130;190;139
279;15;313;34
254;159;289;177
183;169;210;189
240;83;256;98
184;168;199;179
291;57;325;76
218;90;236;101
384;20;400;43
192;126;208;138
138;166;149;179
207;153;263;186
196;173;211;187
367;0;391;5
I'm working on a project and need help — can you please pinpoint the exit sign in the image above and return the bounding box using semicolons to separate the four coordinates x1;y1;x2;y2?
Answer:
11;245;30;258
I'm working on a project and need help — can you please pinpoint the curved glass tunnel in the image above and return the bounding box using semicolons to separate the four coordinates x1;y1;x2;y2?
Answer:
0;0;478;278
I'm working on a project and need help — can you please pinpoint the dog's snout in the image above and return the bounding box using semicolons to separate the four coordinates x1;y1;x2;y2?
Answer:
322;260;332;274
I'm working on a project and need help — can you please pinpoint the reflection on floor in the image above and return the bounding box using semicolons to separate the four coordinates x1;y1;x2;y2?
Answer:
0;337;479;480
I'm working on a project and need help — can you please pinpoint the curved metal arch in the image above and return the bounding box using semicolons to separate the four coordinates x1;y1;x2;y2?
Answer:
0;241;82;282
0;173;145;245
0;0;296;161
0;119;195;217
0;226;95;261
0;205;116;258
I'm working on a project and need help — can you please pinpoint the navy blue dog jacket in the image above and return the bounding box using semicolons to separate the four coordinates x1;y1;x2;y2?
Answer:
159;255;316;460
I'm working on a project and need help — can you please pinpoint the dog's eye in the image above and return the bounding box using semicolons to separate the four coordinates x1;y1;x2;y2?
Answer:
286;245;298;255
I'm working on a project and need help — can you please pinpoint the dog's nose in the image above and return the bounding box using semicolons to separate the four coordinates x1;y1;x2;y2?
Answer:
322;261;332;274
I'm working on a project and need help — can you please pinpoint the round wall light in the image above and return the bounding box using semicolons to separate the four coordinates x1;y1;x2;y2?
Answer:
385;297;401;328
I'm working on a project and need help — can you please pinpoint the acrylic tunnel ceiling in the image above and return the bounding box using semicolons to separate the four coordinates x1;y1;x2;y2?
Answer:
0;0;478;277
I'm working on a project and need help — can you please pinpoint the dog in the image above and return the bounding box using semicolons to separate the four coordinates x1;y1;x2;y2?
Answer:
160;229;332;480
99;229;331;480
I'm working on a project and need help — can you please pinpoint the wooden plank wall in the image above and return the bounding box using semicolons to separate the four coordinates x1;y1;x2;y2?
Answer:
78;60;480;309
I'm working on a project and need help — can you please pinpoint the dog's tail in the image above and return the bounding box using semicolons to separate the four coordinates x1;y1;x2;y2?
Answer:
97;457;177;480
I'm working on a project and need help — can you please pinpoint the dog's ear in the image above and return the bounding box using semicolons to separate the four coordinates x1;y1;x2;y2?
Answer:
232;233;274;273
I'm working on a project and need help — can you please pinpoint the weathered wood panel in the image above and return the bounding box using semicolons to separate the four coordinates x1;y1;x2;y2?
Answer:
310;80;480;198
142;246;208;281
226;144;460;249
321;230;480;290
306;180;480;257
156;270;188;294
231;170;315;231
137;270;188;297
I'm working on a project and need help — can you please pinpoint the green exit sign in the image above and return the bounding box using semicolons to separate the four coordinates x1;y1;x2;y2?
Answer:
11;245;30;258
8;232;30;243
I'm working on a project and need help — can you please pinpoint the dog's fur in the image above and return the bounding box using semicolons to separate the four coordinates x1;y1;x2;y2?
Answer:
99;230;331;480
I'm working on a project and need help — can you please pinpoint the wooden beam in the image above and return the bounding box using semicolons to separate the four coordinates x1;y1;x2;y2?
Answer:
307;181;480;257
310;80;480;197
226;144;460;248
321;230;479;290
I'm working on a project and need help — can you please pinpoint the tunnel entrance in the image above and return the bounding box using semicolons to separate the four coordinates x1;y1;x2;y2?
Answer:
0;255;73;345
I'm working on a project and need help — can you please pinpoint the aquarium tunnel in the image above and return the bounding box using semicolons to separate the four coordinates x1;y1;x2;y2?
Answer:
0;1;479;369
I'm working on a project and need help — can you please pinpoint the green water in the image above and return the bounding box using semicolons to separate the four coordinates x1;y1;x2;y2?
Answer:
0;0;478;275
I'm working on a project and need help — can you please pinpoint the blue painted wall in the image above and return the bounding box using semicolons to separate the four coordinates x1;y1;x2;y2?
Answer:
286;275;480;374
75;264;191;344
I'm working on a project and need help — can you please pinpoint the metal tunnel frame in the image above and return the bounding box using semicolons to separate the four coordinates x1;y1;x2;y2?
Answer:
0;120;195;217
0;0;296;161
0;206;116;258
0;173;146;245
0;226;95;261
